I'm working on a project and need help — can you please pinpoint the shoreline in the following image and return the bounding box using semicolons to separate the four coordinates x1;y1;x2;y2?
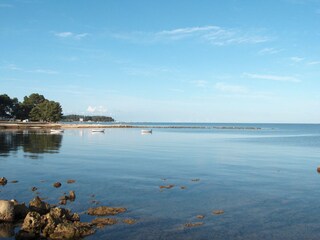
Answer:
0;122;261;130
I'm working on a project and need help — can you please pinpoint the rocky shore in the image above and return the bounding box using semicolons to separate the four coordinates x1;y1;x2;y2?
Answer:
0;177;135;239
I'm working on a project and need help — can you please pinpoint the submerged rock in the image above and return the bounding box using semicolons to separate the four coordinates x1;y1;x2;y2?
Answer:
159;184;174;189
180;186;187;190
31;187;38;192
191;178;200;182
0;178;7;186
29;196;50;215
69;190;76;201
213;210;224;215
53;182;62;188
10;180;18;184
92;218;117;228
122;218;136;225
184;222;204;228
87;206;127;216
196;215;205;219
67;179;76;184
0;200;14;222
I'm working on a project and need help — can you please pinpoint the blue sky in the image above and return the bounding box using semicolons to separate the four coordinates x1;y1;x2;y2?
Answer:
1;0;320;122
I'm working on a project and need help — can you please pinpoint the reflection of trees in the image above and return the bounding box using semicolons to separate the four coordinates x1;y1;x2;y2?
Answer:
0;131;62;157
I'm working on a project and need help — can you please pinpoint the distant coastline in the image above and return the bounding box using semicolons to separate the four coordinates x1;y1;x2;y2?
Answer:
0;122;261;130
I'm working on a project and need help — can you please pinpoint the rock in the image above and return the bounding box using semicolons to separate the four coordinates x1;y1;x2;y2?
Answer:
87;206;127;216
53;182;61;188
317;167;320;173
21;212;42;234
49;223;80;239
50;222;94;239
213;210;224;215
70;213;80;222
0;200;14;222
73;222;95;237
29;196;50;215
13;202;29;220
196;215;205;219
69;190;76;201
159;184;174;189
92;218;117;228
184;222;204;228
122;218;136;224
67;179;75;184
41;212;62;237
0;223;14;238
31;187;37;192
0;178;7;186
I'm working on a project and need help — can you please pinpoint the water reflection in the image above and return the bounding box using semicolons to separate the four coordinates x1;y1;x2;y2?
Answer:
0;130;63;158
0;223;14;238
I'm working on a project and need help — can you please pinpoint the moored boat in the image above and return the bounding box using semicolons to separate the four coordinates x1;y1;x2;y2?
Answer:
92;129;105;133
141;129;152;134
50;129;64;133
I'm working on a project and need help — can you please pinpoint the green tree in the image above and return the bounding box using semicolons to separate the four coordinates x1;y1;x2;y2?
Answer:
23;93;46;118
0;94;19;119
29;100;62;122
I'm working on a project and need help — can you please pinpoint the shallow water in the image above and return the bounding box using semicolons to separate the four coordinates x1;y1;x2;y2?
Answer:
1;124;320;239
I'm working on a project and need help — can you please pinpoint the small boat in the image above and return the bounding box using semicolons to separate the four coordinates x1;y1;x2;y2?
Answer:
141;129;152;134
50;129;64;133
91;129;105;133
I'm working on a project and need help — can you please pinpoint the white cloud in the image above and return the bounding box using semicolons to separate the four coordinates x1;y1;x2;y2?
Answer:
3;64;21;71
307;61;320;65
215;82;248;94
191;80;208;87
87;105;107;114
258;48;282;55
169;89;184;93
28;69;59;74
244;73;301;83
114;25;272;46
290;56;304;62
54;32;89;40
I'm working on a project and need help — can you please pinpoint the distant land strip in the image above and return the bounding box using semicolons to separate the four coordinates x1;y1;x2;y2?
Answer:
0;122;261;130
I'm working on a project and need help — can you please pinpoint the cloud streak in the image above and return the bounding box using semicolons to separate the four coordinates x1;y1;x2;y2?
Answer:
87;105;107;114
215;82;248;94
258;47;282;55
54;32;89;40
114;25;272;46
244;73;301;83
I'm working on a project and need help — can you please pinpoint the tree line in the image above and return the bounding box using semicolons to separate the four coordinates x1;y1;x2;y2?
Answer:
0;93;62;122
62;115;114;122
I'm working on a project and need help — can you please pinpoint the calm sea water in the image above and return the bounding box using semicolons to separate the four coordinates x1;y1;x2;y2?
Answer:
1;123;320;239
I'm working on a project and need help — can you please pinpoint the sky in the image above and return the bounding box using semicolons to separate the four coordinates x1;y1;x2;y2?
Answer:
1;0;320;123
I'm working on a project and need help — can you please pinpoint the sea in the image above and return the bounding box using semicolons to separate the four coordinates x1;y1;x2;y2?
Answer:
0;123;320;239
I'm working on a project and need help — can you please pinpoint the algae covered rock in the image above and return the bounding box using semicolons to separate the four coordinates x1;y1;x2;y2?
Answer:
21;212;42;234
29;196;50;215
0;178;7;186
87;206;127;216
